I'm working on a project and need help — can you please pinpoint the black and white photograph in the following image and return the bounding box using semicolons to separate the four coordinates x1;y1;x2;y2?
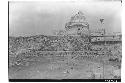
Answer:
8;0;122;82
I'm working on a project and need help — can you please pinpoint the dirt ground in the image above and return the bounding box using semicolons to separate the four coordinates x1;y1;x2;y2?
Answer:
8;56;121;79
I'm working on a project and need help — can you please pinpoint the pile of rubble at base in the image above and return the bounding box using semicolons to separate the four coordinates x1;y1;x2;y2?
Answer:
9;35;122;68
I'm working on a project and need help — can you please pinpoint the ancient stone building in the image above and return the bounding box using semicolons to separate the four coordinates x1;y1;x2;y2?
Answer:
54;11;121;44
65;11;90;37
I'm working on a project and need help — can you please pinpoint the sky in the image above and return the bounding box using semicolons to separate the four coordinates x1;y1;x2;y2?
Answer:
9;0;121;36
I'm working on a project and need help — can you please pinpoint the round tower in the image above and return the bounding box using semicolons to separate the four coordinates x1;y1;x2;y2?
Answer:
65;11;90;36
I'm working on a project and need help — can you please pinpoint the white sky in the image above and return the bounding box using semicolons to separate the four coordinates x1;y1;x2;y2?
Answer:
9;0;121;36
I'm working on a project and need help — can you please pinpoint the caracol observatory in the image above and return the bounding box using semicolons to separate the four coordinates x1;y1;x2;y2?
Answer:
65;11;89;36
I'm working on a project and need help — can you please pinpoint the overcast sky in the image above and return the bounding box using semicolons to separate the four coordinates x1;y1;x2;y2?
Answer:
9;0;121;36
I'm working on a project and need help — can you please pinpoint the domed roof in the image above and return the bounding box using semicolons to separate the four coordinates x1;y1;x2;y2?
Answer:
70;11;86;23
65;11;89;30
